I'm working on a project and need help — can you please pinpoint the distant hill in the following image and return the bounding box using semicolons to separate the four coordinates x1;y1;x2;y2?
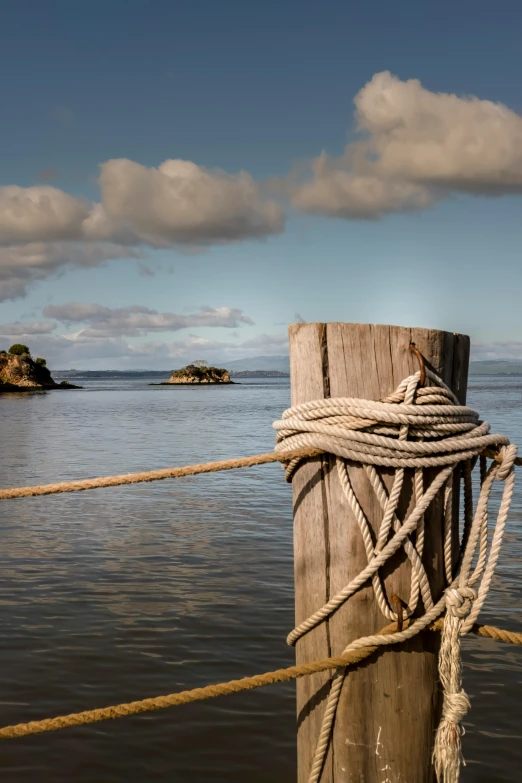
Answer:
224;355;290;373
469;360;522;376
52;370;170;379
52;356;291;378
54;357;522;379
229;370;288;378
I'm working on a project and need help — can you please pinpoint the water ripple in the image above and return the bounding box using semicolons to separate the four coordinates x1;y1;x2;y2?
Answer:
0;376;520;781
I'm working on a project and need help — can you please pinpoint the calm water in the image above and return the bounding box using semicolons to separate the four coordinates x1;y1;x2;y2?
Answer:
0;376;521;782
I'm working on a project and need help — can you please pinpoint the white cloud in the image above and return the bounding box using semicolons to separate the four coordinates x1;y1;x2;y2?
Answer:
123;331;288;364
355;71;522;192
238;332;288;351
43;303;254;337
0;241;141;302
4;71;521;301
96;158;284;245
2;330;288;370
0;333;137;364
291;153;434;219
0;321;56;336
288;71;522;219
0;159;284;301
0;186;91;244
0;162;284;250
471;341;522;361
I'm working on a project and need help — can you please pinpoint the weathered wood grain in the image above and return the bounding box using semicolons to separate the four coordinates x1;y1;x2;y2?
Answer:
289;323;470;783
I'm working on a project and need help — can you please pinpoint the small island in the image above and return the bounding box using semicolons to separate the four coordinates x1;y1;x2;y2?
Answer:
153;361;234;385
0;344;82;393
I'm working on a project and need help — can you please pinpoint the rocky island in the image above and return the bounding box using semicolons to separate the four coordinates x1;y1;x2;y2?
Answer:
0;344;81;392
155;362;233;385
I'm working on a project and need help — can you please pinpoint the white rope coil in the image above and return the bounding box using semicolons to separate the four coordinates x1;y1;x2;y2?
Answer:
273;368;517;783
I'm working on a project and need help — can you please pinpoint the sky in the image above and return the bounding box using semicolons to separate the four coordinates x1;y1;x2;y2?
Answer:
1;0;522;369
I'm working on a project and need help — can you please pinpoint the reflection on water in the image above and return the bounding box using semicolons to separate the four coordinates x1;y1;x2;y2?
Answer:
0;376;521;781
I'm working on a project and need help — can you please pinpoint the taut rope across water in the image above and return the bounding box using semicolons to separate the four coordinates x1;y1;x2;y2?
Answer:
0;619;519;741
0;367;520;783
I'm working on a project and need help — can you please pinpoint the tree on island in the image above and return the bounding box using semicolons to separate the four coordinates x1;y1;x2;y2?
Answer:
8;343;30;355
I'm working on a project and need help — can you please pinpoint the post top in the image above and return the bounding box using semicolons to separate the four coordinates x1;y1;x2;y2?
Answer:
288;321;469;340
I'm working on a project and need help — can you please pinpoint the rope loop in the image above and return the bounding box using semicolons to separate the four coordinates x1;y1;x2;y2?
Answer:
496;444;518;481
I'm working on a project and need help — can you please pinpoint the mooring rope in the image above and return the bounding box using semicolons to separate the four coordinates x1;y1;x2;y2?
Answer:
273;368;518;783
0;448;323;500
0;620;520;741
0;445;518;501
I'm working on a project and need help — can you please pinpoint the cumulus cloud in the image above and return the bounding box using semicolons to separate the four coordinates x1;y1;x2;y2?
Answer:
96;158;284;245
0;158;284;300
0;186;91;244
5;71;521;300
355;71;522;192
291;153;434;219
43;303;254;337
0;162;284;249
288;71;522;219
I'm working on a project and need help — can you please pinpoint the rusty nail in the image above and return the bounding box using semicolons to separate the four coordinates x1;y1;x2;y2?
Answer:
391;593;404;632
409;343;426;387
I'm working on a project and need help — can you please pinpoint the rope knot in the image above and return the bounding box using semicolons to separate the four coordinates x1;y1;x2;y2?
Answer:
445;587;476;619
496;444;518;481
441;689;471;725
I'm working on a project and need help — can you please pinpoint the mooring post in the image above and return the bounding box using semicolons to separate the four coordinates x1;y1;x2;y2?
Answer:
289;323;469;783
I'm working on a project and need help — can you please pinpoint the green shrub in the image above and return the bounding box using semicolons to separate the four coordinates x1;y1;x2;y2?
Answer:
8;343;30;356
171;364;229;381
35;357;47;367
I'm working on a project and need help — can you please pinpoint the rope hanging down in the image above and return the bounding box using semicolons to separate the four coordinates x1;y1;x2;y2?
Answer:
273;368;517;783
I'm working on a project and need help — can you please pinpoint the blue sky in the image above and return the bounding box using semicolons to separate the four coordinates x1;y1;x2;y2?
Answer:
1;0;522;368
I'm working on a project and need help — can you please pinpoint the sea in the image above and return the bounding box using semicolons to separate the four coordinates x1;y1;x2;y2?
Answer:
0;375;521;782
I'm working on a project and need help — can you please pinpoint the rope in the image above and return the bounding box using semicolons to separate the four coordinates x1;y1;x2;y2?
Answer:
0;446;518;502
0;620;520;741
0;448;322;500
274;368;518;783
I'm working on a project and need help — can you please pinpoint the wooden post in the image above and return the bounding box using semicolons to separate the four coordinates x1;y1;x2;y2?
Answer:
289;323;469;783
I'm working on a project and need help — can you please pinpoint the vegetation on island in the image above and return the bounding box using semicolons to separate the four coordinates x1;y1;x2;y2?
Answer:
8;343;30;356
153;360;233;385
170;363;231;382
